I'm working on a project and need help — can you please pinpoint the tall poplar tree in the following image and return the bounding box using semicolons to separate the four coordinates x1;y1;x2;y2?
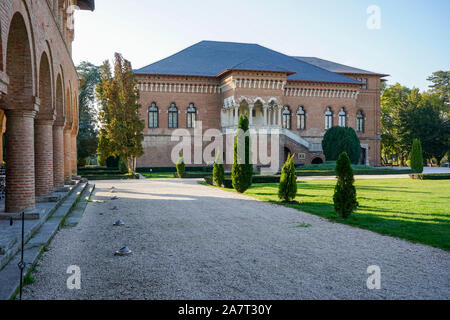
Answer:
96;53;145;172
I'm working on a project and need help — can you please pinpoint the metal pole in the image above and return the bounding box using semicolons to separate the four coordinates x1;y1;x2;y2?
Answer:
18;212;25;300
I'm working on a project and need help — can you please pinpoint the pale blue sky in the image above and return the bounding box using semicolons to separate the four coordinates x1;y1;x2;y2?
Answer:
73;0;450;91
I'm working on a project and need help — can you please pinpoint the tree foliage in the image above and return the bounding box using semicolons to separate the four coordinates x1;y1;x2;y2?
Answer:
232;114;253;193
278;153;298;202
381;78;450;165
410;139;423;173
212;150;224;187
333;152;358;218
322;126;361;164
96;53;145;172
427;70;450;105
77;61;101;160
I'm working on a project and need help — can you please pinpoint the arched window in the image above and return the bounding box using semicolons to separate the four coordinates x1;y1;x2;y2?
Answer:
297;106;306;130
282;106;291;129
148;102;158;128
186;103;196;128
357;110;365;132
338;107;347;127
168;103;178;128
324;107;333;130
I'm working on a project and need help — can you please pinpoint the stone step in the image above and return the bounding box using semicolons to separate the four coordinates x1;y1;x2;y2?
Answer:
0;182;84;269
0;182;94;300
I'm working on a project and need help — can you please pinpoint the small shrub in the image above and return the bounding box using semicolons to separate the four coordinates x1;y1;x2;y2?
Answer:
212;151;224;187
333;152;358;218
410;139;423;173
232;114;253;193
118;158;128;173
176;155;185;178
278;154;298;202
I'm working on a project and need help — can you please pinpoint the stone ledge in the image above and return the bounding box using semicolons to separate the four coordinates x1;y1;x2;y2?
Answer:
0;182;93;300
0;182;82;267
0;209;45;221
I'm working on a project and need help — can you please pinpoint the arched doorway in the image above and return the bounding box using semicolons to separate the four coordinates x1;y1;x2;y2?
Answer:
4;13;35;212
312;157;324;164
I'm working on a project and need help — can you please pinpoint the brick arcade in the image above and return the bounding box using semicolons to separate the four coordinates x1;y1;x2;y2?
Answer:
0;0;95;213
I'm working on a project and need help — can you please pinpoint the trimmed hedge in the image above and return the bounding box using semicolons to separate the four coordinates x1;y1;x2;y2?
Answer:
204;175;280;188
137;166;213;173
81;174;139;181
173;172;212;179
296;169;413;176
409;173;450;180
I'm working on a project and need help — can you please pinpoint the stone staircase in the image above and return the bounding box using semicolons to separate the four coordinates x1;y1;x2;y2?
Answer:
0;181;95;300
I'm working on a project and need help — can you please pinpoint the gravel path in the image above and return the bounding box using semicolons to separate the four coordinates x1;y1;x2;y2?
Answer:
23;179;450;300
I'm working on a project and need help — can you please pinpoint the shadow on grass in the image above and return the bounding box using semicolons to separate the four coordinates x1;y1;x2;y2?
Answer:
270;199;450;251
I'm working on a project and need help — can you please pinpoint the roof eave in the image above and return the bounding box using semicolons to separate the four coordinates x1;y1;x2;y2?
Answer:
339;72;390;78
287;79;362;86
216;68;296;78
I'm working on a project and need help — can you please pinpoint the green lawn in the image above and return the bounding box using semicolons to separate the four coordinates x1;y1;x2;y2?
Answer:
226;179;450;251
297;161;374;171
142;172;175;179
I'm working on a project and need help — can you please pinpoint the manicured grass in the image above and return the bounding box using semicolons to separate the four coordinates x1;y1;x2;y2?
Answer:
142;172;175;179
296;161;412;176
221;179;450;251
297;161;373;171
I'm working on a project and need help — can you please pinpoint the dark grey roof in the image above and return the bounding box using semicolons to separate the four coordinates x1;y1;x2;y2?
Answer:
134;41;361;84
294;57;380;75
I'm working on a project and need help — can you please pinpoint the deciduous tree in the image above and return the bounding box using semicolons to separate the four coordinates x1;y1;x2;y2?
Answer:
96;53;144;172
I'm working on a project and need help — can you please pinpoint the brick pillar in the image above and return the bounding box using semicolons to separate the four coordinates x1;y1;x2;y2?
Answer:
63;129;72;179
71;133;77;175
5;110;37;212
53;124;65;187
35;120;54;196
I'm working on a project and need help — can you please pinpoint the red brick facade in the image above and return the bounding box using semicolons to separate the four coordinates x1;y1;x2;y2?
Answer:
0;0;94;213
135;68;385;169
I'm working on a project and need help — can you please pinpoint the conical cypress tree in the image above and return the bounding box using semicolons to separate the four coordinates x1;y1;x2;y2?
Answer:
333;152;358;218
410;139;423;173
213;150;224;187
278;154;298;202
176;154;185;178
232;114;253;193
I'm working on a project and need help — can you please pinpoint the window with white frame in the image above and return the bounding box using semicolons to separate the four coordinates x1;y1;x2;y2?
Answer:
338;107;347;127
168;103;178;128
148;102;158;128
324;107;333;130
357;110;365;132
297;106;306;130
282;106;291;129
186;103;196;128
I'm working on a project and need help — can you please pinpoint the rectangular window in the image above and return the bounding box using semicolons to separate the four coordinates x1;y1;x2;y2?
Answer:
325;115;333;130
169;113;178;128
297;114;305;130
187;113;196;129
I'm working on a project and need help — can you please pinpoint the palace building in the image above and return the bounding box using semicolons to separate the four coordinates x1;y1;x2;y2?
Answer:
0;0;95;214
135;41;387;169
